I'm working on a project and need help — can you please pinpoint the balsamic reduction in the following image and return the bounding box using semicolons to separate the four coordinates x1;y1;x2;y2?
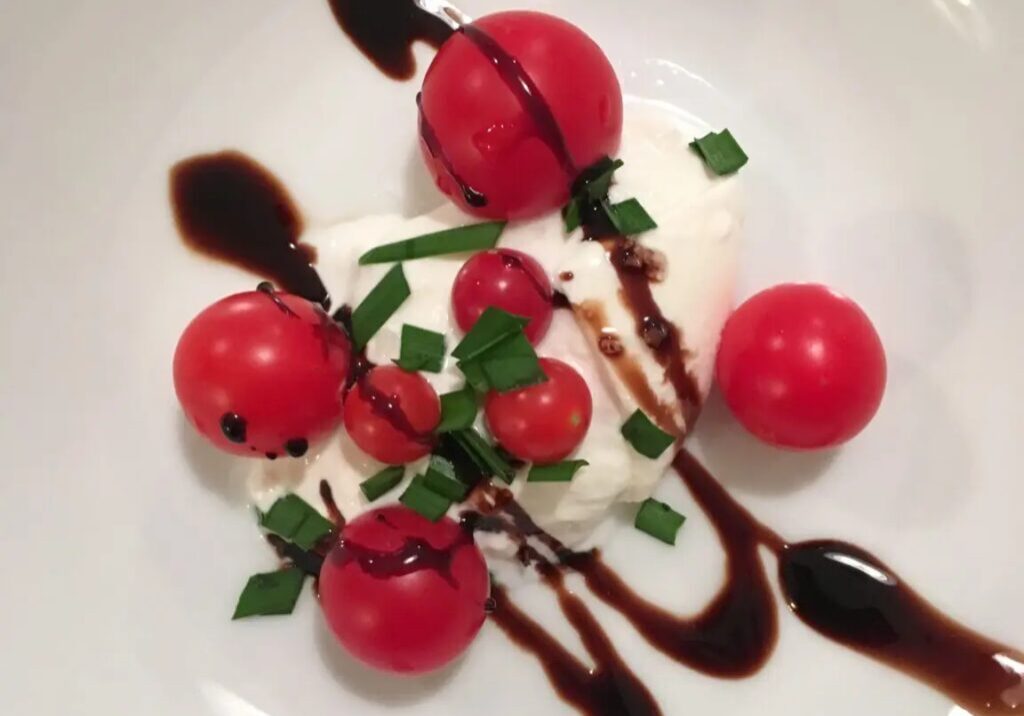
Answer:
285;438;309;458
219;413;247;444
417;93;488;207
326;0;454;81
170;151;329;308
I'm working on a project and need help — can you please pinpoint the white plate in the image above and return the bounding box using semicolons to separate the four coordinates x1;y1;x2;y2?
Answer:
2;1;1022;714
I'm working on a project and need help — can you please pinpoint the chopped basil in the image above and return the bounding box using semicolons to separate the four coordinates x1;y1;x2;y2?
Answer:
359;466;405;502
457;359;491;393
562;157;625;233
452;307;530;362
453;428;516;483
400;475;452;521
634;498;686;545
476;333;547;392
261;494;334;550
232;567;306;619
437;386;478;432
610;199;658;235
435;433;490;486
562;197;583;233
621;410;676;459
690;129;748;176
422;455;469;501
454;308;545;393
395;324;445;373
358;221;506;265
578;156;624;202
350;264;411;350
527;460;589;483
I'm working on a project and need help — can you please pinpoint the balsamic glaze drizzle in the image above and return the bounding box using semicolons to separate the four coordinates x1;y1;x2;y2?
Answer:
417;92;488;207
457;24;578;180
326;0;454;81
170;151;329;308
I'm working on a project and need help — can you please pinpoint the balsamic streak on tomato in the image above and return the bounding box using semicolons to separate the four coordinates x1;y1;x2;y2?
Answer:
326;0;454;80
417;92;488;207
355;376;437;447
170;151;329;308
330;526;474;588
457;24;579;180
330;304;434;447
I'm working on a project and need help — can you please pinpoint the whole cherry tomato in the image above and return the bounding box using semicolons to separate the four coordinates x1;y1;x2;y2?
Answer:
715;283;887;449
484;358;592;463
419;11;623;219
320;506;489;674
452;249;553;345
173;288;350;458
344;365;441;465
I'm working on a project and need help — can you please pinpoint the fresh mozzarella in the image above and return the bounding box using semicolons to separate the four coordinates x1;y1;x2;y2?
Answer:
246;98;741;545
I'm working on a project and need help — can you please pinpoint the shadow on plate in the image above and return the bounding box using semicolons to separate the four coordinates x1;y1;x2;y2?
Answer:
314;611;463;704
178;413;252;506
692;391;837;496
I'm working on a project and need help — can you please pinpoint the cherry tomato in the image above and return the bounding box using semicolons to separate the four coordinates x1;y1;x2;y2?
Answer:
320;505;489;674
344;365;440;464
715;283;887;450
420;11;623;219
484;358;592;463
173;288;350;458
452;249;553;344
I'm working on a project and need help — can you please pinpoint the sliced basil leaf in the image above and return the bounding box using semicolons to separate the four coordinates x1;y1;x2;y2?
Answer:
690;129;748;176
360;466;405;502
451;307;529;362
610;198;658;235
395;324;445;373
621;410;676;459
527;460;589;483
350;264;411;350
261;494;334;550
400;475;451;521
232;568;306;619
358;221;506;265
437;386;478;432
635;498;686;545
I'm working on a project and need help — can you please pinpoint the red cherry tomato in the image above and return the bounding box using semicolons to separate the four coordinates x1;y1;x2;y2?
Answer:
484;358;592;463
173;289;350;458
344;365;441;464
320;506;489;674
715;283;887;450
420;11;623;219
452;249;553;344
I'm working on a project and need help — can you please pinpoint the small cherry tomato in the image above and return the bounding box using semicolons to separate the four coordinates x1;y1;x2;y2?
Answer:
484;358;592;463
320;506;489;674
344;365;440;464
452;249;553;344
420;11;623;219
173;288;350;457
715;283;887;449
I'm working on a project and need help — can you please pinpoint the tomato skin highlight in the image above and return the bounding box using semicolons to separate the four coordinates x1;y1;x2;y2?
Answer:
419;11;623;219
452;249;553;345
173;290;350;457
484;358;592;464
320;506;489;675
343;365;441;465
715;283;887;450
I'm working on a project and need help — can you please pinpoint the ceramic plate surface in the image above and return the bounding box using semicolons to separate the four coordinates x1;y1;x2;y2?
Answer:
2;1;1022;714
